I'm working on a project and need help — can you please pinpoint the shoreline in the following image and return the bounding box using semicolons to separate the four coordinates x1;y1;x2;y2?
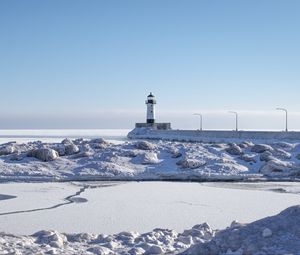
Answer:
1;176;300;184
1;135;300;184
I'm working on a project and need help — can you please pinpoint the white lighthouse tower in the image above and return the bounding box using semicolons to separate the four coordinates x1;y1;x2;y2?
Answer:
134;93;171;130
146;92;156;124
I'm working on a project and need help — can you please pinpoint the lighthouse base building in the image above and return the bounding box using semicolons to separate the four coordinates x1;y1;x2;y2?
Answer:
135;122;171;130
135;93;171;130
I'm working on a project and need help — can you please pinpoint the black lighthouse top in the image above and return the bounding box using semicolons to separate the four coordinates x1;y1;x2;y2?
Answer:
148;92;154;98
146;92;156;104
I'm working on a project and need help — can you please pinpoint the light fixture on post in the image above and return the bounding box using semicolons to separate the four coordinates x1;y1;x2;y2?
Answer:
276;107;288;132
193;113;203;131
228;111;238;131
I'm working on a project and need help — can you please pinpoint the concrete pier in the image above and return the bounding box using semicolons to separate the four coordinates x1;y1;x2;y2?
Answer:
128;129;300;143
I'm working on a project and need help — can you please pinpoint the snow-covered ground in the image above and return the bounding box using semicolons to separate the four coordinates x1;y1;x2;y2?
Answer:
1;182;299;235
0;182;299;254
1;130;300;254
2;204;300;255
1;135;300;181
183;205;300;255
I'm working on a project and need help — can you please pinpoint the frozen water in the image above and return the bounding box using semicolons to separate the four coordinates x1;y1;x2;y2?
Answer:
0;129;129;144
0;182;299;235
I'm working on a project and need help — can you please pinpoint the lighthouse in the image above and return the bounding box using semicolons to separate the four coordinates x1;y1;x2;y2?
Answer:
134;93;171;130
146;92;156;124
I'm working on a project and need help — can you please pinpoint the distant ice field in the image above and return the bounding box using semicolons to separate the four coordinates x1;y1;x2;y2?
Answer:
0;129;130;144
0;181;299;235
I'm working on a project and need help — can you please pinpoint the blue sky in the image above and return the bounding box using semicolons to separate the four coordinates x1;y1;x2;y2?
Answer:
0;0;300;129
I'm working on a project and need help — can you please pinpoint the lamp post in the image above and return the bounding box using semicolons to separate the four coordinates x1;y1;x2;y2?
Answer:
228;111;238;131
276;108;288;132
193;113;203;131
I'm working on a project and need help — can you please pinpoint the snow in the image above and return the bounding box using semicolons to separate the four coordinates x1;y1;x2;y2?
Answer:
1;131;300;254
0;223;214;255
183;205;300;255
1;136;300;181
1;201;300;254
0;182;79;213
0;182;299;235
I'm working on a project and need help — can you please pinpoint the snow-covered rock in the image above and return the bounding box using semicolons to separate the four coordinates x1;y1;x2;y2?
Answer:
0;145;17;156
28;148;59;162
238;141;254;148
169;147;182;158
181;223;214;241
239;154;256;163
274;142;294;149
145;244;164;254
273;148;292;160
259;151;274;162
251;144;274;153
142;152;159;164
226;144;243;155
87;246;113;255
259;159;294;176
177;158;206;169
183;205;300;255
65;143;80;155
60;139;80;155
128;247;145;255
33;230;67;248
89;138;109;149
90;138;107;144
135;141;156;150
120;149;138;158
1;138;300;180
62;138;73;145
53;145;66;156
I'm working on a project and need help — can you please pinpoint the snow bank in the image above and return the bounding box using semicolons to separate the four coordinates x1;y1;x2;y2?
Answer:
1;137;300;181
1;205;300;254
0;223;214;255
183;205;300;255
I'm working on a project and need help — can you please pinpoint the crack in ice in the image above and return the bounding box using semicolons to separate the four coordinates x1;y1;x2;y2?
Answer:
0;182;122;217
0;186;87;216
